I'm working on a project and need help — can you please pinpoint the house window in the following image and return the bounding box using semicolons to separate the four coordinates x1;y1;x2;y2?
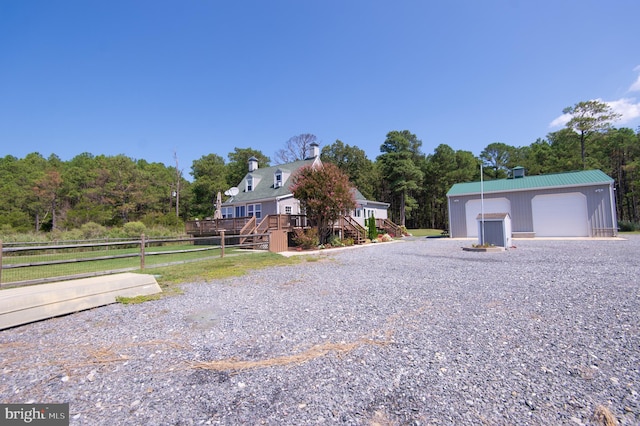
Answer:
246;176;253;192
221;206;233;218
285;206;292;214
235;206;246;217
275;171;283;188
247;203;262;219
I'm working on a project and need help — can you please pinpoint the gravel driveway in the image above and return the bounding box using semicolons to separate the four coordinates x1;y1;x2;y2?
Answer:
1;236;639;425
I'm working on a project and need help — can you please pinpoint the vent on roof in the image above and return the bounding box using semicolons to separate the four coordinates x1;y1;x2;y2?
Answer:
306;142;319;159
248;156;258;172
512;166;525;179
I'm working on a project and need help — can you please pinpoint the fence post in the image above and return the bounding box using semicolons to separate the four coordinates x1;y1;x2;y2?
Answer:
220;231;225;258
140;233;146;270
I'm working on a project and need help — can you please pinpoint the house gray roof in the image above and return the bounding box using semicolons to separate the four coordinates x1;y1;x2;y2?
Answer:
223;158;319;204
447;169;614;197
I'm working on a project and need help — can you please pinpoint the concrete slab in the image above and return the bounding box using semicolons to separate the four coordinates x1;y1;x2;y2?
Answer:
0;273;162;330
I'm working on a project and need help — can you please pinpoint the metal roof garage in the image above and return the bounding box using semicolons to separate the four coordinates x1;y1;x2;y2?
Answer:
446;169;618;238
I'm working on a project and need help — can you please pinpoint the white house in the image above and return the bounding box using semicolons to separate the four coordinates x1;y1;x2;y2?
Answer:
221;143;390;226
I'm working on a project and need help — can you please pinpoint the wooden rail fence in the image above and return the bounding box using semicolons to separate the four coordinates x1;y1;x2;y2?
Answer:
0;232;274;288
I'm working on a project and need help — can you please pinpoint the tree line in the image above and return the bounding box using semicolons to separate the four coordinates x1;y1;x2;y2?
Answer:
1;101;638;234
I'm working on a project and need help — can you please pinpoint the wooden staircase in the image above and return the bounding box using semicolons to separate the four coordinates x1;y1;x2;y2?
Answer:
377;218;403;237
238;216;256;245
341;216;367;244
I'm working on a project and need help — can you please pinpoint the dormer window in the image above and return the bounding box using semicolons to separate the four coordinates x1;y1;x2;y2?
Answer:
274;168;289;188
246;175;254;192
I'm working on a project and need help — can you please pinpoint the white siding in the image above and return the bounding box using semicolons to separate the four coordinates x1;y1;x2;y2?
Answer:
464;198;511;238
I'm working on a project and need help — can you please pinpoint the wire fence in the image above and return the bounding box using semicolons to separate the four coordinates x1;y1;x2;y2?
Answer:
0;232;271;288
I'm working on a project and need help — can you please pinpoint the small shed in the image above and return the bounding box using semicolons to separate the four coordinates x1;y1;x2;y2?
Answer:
477;212;511;247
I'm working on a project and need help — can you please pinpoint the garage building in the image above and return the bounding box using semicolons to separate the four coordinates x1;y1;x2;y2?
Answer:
446;168;618;238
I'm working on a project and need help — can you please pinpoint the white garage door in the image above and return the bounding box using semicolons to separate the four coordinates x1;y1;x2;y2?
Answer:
465;198;511;237
532;193;589;237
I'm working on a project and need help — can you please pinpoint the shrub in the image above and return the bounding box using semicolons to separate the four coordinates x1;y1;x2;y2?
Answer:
123;221;147;238
80;222;107;239
293;228;319;249
55;229;83;241
618;220;640;232
329;235;345;247
379;233;393;242
367;216;377;240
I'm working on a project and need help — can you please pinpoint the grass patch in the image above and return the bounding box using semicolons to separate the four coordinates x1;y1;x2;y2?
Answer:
1;243;229;284
119;252;304;304
149;251;302;285
407;228;447;237
116;293;166;304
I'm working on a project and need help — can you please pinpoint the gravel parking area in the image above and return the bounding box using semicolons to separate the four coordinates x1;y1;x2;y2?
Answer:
1;236;639;425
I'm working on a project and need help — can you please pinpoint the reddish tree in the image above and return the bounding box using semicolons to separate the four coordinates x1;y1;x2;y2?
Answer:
32;170;63;231
290;163;356;244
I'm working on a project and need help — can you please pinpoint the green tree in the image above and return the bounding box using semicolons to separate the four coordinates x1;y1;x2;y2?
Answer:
545;128;582;171
480;142;515;179
562;100;621;169
62;152;98;226
99;155;146;225
421;145;476;230
290;163;356;244
592;127;640;222
32;169;63;231
321;140;376;199
136;159;188;225
189;154;227;218
226;147;270;187
0;154;41;231
517;139;555;175
377;130;424;227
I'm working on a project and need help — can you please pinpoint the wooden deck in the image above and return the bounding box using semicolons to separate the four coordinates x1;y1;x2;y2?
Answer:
185;214;400;245
185;214;309;236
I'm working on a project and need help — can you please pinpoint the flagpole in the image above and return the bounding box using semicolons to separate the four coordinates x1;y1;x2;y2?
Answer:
480;161;485;245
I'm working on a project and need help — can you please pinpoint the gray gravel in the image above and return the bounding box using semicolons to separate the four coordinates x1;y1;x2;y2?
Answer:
1;236;639;425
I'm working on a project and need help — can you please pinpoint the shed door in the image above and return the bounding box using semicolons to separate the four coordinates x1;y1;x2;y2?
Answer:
482;221;505;247
465;198;511;238
531;193;588;237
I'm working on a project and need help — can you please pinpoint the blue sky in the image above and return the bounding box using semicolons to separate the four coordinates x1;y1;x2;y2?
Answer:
1;1;639;177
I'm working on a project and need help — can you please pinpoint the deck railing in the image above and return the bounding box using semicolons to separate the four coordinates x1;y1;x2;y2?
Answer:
186;215;310;236
185;217;254;236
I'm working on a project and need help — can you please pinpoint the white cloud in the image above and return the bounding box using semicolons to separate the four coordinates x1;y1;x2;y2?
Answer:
549;112;572;128
550;68;640;129
607;97;640;124
630;65;640;92
550;97;640;129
